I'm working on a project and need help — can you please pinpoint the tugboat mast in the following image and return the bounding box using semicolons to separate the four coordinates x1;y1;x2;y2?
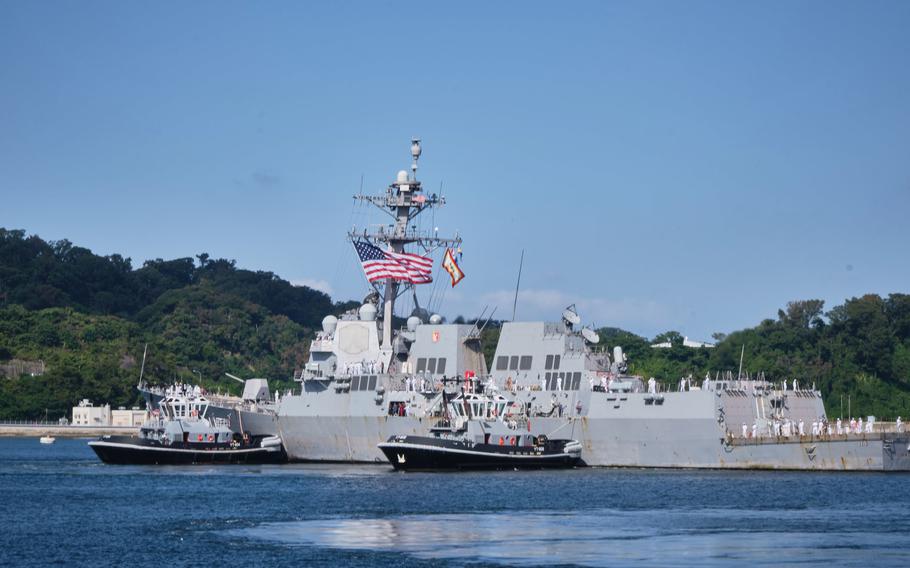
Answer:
350;139;461;347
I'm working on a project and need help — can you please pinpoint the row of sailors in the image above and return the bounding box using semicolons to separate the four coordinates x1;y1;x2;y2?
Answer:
740;416;905;439
341;360;384;376
165;383;204;398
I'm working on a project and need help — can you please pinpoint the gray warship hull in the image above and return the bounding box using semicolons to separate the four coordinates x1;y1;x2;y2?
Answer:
277;385;910;470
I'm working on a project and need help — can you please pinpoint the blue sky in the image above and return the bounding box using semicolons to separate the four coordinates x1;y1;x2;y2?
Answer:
1;1;908;339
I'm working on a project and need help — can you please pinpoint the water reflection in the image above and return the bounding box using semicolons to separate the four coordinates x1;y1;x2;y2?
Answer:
234;507;910;566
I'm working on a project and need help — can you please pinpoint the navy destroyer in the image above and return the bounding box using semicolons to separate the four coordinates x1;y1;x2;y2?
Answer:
275;140;910;471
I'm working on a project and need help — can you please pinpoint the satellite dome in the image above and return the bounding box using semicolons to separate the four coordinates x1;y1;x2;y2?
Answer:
406;316;421;332
321;315;338;334
396;170;409;184
359;303;377;321
429;314;443;324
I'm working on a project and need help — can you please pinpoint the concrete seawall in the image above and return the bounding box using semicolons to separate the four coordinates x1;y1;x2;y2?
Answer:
0;424;139;438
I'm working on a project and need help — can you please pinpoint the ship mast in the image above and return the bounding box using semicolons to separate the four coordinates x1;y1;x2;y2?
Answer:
350;139;461;347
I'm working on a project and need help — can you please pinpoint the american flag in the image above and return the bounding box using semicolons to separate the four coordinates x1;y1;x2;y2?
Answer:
353;241;433;284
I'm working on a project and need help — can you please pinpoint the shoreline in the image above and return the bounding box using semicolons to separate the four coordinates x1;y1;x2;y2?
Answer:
0;425;139;438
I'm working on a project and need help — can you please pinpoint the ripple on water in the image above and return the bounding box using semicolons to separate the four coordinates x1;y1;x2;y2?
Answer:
227;506;910;567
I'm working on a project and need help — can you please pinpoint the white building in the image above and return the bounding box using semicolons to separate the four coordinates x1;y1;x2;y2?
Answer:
111;407;147;427
682;336;715;349
72;399;111;426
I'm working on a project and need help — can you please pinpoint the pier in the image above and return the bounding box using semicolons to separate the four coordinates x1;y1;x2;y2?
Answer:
0;422;138;438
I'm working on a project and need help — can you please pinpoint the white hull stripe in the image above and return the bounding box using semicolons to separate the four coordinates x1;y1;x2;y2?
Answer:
88;441;279;454
378;442;578;459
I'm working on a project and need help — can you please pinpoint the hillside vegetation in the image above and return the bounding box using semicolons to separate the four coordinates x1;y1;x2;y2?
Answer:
1;227;908;420
0;228;355;420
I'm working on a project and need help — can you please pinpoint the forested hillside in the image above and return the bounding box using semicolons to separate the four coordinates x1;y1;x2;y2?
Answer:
1;227;908;421
0;228;355;419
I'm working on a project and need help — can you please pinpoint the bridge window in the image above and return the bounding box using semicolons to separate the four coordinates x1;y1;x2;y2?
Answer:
545;373;555;390
545;355;554;370
368;375;377;390
437;358;447;374
509;356;519;370
572;372;581;390
427;358;437;374
553;355;561;370
416;358;427;372
519;356;532;370
496;356;508;370
352;376;362;390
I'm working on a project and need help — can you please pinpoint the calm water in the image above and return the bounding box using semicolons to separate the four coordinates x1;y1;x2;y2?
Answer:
3;438;910;567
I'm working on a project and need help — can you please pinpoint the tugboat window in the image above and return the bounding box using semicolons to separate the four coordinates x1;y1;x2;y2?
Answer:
496;356;508;370
519;356;532;370
416;358;427;372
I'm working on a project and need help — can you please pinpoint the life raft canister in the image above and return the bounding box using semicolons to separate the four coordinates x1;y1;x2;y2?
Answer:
208;434;215;442
499;437;504;446
197;434;203;441
510;436;517;446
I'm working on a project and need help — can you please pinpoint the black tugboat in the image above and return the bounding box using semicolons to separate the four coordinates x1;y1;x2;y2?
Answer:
379;433;582;471
89;387;286;465
378;376;582;471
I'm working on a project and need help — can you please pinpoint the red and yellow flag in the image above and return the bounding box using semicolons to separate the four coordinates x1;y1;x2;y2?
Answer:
442;248;465;287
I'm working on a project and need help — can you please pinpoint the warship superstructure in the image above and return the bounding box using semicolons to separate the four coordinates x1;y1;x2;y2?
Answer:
276;140;910;470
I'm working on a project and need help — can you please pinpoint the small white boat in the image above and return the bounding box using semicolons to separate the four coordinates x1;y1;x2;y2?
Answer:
39;435;56;444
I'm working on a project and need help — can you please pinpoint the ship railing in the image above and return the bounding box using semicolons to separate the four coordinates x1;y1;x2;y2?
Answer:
727;423;906;446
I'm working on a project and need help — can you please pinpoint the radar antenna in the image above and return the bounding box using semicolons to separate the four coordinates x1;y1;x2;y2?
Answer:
562;304;581;329
350;140;462;347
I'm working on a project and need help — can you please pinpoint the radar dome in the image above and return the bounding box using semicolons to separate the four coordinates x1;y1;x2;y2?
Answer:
406;316;421;332
429;314;443;324
613;346;624;362
396;170;409;184
411;307;429;323
321;315;338;334
359;303;377;321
